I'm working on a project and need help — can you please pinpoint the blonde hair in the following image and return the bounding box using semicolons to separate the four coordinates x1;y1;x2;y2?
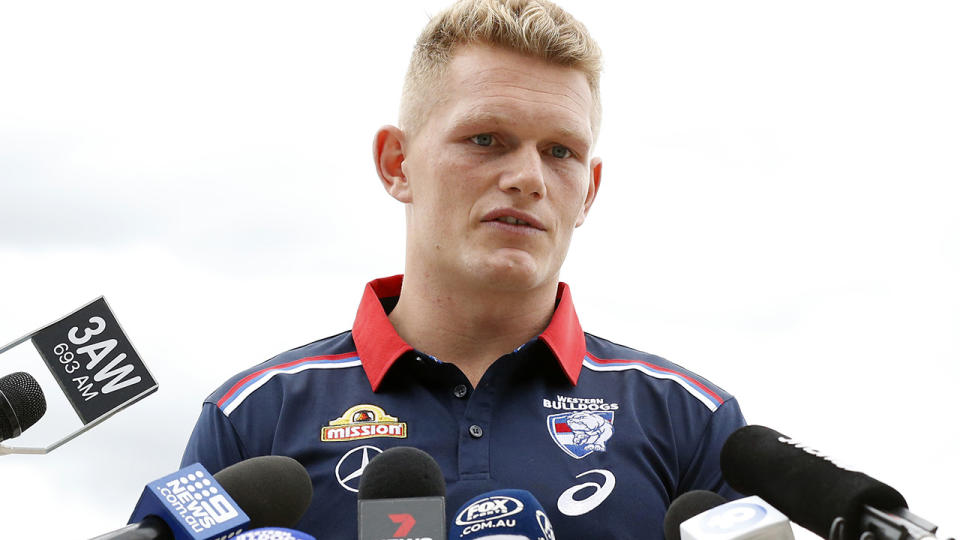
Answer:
399;0;602;137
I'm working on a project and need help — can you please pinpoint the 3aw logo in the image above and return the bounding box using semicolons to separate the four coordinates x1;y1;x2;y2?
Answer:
30;297;157;425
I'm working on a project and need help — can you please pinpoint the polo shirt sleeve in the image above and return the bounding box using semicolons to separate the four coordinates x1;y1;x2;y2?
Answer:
678;396;747;500
180;401;248;473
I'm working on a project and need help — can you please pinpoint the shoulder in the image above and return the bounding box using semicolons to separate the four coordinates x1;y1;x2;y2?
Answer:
205;330;362;416
580;332;734;412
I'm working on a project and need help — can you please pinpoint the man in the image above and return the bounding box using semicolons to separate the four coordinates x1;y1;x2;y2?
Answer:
182;1;746;538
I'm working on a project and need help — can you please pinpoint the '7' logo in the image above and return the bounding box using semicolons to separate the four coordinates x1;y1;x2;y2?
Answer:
389;513;416;536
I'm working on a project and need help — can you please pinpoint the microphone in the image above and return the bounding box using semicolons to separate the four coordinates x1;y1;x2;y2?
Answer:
357;446;446;540
664;491;728;540
91;455;313;540
1;297;158;455
665;491;795;540
212;456;313;529
0;372;46;442
449;488;555;540
721;425;949;540
234;528;316;540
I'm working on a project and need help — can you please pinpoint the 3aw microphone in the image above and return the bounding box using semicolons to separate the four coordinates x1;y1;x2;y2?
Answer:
358;446;446;540
91;455;313;540
0;371;46;442
721;425;951;540
449;488;556;540
664;491;794;540
1;297;157;455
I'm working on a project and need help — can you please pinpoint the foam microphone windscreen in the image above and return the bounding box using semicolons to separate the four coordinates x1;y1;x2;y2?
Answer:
214;455;313;529
0;371;47;441
663;491;728;540
358;446;446;499
720;425;907;540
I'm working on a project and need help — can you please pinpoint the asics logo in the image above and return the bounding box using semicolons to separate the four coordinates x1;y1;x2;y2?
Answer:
556;469;615;516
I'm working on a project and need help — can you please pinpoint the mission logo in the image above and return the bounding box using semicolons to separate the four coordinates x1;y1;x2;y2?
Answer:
321;404;408;442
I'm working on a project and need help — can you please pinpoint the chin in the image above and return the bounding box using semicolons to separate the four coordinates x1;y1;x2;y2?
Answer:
469;256;552;292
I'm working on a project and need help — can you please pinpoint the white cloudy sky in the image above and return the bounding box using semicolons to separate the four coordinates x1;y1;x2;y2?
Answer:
0;1;957;538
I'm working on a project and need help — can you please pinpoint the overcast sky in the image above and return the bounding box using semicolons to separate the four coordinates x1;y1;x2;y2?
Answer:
1;1;957;538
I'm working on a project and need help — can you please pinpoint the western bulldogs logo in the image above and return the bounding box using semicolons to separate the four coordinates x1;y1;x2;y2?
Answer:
547;411;614;459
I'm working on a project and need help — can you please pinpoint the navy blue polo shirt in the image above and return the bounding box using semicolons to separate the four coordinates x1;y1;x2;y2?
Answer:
182;275;746;539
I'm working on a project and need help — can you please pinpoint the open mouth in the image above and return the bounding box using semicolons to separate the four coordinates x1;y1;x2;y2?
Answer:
482;209;546;231
494;216;532;226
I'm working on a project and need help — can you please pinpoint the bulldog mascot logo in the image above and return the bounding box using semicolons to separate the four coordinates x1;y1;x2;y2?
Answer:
547;411;615;459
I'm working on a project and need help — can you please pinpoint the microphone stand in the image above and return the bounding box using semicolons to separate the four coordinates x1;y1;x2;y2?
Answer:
827;505;950;540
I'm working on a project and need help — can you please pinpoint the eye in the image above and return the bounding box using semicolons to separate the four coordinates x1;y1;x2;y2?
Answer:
550;145;572;159
469;134;494;146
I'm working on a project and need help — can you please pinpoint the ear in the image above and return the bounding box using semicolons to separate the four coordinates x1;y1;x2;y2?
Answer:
575;157;602;227
373;125;412;203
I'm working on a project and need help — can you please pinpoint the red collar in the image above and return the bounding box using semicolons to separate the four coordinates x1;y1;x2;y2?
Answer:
351;275;585;391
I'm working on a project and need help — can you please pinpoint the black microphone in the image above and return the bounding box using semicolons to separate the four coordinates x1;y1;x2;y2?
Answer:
721;425;948;540
0;371;47;442
91;455;313;540
358;446;446;540
214;455;313;529
664;491;728;540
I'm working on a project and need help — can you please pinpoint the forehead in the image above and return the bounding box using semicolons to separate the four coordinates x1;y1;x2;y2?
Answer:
431;44;595;142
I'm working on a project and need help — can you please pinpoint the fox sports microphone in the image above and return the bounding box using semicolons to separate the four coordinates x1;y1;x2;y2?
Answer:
0;371;47;442
358;446;446;540
721;425;949;540
92;455;313;540
665;491;795;540
234;527;316;540
449;489;555;540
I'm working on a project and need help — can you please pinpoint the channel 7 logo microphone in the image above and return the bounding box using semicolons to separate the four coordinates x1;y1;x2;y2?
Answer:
357;447;447;540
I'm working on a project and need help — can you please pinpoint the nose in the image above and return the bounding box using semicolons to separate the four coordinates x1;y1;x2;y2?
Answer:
498;144;546;199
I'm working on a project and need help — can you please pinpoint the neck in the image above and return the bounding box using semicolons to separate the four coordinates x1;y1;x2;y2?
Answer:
388;272;558;387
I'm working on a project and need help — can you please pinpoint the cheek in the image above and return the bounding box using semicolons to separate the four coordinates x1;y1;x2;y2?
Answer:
410;165;477;228
552;177;590;221
429;155;489;202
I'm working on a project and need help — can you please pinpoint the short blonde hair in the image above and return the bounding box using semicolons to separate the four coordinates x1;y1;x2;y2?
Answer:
399;0;602;137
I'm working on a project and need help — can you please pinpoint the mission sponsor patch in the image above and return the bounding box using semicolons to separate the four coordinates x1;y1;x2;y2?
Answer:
321;404;407;442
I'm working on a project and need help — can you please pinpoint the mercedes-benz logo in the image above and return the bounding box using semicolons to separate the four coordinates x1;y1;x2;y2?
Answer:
335;445;383;492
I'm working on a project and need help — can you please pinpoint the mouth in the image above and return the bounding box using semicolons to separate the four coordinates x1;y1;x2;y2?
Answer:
481;209;546;231
494;216;532;226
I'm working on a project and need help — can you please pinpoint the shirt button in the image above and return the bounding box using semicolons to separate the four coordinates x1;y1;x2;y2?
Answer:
453;384;468;398
469;424;483;438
